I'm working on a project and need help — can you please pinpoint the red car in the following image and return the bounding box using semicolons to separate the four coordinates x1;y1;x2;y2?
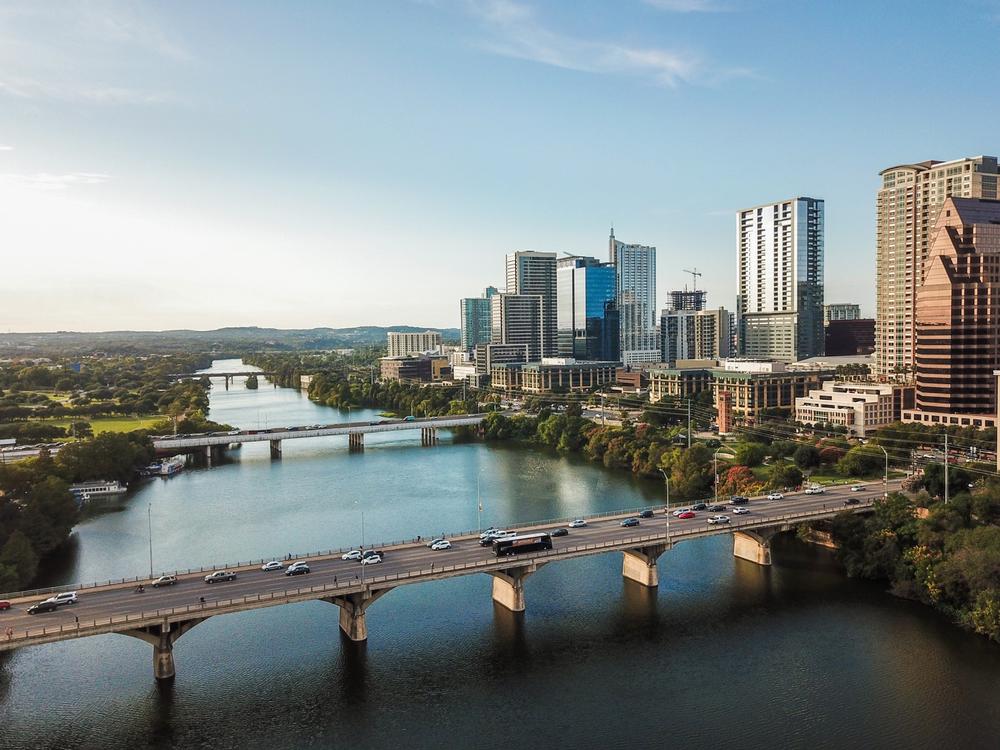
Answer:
0;601;11;611
676;511;696;519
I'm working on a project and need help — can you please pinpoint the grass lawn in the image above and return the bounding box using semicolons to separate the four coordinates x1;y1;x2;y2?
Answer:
44;416;164;434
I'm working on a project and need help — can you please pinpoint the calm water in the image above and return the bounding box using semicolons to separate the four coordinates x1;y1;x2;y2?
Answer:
1;360;998;749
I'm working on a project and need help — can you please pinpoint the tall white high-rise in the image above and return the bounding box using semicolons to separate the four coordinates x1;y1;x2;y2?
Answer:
609;228;658;366
505;251;557;357
736;197;824;362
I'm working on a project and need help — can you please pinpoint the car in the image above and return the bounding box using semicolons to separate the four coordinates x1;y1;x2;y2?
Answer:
426;538;447;548
730;496;749;505
568;519;587;528
550;528;569;537
767;492;783;501
27;600;59;615
851;484;865;492
285;563;311;576
261;560;284;571
843;497;860;505
620;517;640;527
430;540;452;551
732;507;750;515
672;507;692;517
479;527;499;539
341;550;363;561
46;591;77;606
360;554;383;565
805;486;825;495
204;571;237;584
708;505;726;512
691;503;708;511
707;515;730;525
639;509;654;519
0;600;10;611
403;415;416;422
152;575;177;587
362;550;383;560
676;511;696;519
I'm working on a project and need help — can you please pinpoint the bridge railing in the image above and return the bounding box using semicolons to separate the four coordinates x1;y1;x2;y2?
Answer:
0;495;882;603
0;500;880;645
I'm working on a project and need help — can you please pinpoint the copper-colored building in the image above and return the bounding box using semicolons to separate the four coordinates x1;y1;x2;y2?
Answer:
909;197;1000;423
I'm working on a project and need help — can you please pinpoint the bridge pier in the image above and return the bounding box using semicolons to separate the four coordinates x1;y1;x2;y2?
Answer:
123;618;204;681
622;543;668;588
348;432;364;452
733;529;779;566
269;439;282;459
488;562;542;612
420;427;438;446
224;375;230;391
322;588;391;642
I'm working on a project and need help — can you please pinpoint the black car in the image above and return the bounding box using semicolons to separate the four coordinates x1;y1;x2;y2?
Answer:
27;600;59;615
843;497;860;505
620;517;640;527
285;564;311;576
639;509;654;519
550;528;569;537
730;496;749;505
692;503;708;511
708;505;726;512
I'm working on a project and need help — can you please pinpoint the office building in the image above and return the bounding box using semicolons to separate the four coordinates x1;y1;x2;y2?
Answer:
903;197;1000;428
506;251;557;357
660;307;732;366
824;303;861;325
825;318;875;356
474;343;530;375
610;228;658;366
712;366;823;426
795;382;913;437
460;286;498;353
875;155;999;377
491;293;542;361
519;359;620;394
380;355;451;382
556;256;617;360
648;365;714;402
737;197;824;362
668;289;707;312
387;330;442;357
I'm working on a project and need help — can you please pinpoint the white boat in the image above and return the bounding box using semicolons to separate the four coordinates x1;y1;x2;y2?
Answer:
157;457;185;476
69;480;128;504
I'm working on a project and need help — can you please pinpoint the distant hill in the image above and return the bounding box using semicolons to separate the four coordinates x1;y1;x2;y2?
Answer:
0;326;461;356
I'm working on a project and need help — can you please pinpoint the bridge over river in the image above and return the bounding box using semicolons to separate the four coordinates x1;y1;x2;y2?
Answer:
0;481;895;681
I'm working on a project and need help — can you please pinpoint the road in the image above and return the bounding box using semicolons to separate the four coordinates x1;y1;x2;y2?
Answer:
0;479;898;644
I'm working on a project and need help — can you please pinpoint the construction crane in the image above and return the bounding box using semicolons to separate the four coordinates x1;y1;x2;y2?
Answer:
682;268;702;290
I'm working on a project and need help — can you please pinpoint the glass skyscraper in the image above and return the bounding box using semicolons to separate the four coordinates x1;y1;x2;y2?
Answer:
556;257;617;361
460;286;498;353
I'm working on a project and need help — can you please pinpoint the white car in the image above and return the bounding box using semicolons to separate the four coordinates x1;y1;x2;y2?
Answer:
851;485;865;492
767;492;783;501
672;508;692;517
479;527;499;540
261;560;283;571
707;515;730;525
568;519;587;528
426;538;447;548
341;550;363;561
45;591;78;606
360;554;383;565
805;486;825;495
732;507;750;515
430;540;452;551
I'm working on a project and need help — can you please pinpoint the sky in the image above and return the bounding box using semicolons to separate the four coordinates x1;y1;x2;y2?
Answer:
3;0;1000;332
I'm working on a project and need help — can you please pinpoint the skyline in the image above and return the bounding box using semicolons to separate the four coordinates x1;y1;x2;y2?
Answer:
4;1;1000;331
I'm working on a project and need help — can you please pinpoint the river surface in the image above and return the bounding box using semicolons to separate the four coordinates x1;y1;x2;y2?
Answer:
1;359;998;749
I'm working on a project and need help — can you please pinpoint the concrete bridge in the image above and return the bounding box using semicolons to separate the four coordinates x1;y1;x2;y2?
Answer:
152;414;491;460
167;371;279;390
0;481;896;681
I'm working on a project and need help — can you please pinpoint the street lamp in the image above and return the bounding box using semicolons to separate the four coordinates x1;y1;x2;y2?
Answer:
879;445;888;499
476;467;486;533
660;469;670;545
714;447;725;505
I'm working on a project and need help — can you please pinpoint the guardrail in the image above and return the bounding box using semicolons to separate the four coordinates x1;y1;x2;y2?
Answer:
0;491;886;602
0;500;878;646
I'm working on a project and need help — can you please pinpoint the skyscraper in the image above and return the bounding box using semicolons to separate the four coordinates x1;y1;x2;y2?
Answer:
907;197;1000;425
491;293;543;361
460;286;498;353
875;155;999;377
667;289;707;312
660;307;732;366
505;251;557;357
737;197;824;362
610;228;658;366
556;256;618;360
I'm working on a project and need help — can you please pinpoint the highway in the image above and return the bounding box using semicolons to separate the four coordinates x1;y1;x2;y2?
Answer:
0;479;898;650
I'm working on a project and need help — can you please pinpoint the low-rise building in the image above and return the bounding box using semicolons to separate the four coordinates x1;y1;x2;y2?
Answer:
648;365;713;402
795;382;913;437
712;367;823;425
380;355;451;382
474;343;529;375
520;359;619;394
490;363;523;394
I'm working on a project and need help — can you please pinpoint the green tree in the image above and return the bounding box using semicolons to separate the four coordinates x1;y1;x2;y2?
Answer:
769;462;803;489
0;529;38;589
837;444;886;477
735;442;767;467
793;445;820;470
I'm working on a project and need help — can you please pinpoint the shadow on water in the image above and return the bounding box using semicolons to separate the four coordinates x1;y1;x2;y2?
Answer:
615;578;660;638
489;602;528;662
336;635;369;708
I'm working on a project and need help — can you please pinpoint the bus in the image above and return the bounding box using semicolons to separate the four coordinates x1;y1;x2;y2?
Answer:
493;532;553;557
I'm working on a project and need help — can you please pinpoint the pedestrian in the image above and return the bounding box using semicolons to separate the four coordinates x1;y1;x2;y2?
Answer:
74;615;79;625
334;575;337;584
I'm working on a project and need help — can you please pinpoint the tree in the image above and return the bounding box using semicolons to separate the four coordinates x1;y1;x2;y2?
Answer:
769;463;803;489
735;442;767;467
921;463;974;500
0;530;39;588
69;421;93;439
793;445;820;470
837;444;886;477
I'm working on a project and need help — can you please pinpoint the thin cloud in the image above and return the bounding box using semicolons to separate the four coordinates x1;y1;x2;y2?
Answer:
644;0;732;11
459;0;743;87
0;172;111;191
0;145;13;151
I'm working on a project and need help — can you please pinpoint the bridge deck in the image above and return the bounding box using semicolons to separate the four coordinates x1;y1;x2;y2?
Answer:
0;482;894;652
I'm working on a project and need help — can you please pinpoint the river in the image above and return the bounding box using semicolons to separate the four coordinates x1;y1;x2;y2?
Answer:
1;359;998;749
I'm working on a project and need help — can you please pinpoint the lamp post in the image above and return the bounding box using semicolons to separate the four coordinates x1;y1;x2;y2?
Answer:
476;468;485;533
147;503;154;579
660;469;670;545
714;447;724;504
879;445;888;499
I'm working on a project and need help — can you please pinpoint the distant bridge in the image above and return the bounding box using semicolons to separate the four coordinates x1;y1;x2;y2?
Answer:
152;414;493;459
0;482;895;681
167;371;279;391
